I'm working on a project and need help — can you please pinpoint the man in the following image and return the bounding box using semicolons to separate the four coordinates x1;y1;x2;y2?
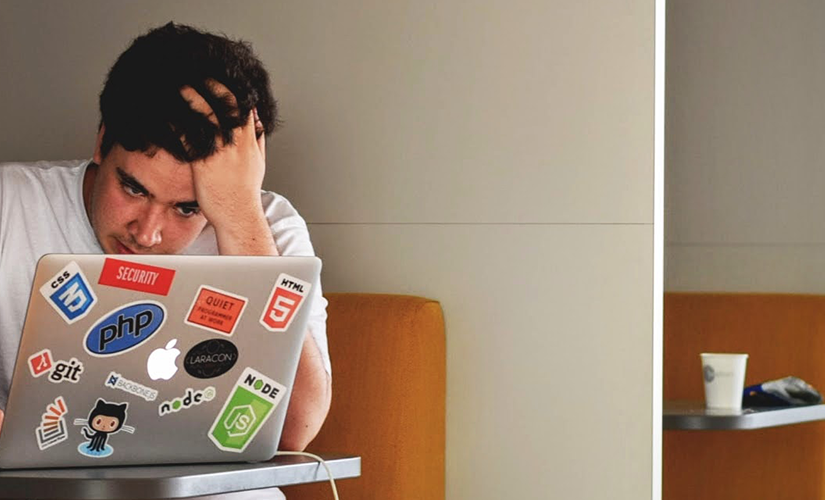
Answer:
0;22;330;498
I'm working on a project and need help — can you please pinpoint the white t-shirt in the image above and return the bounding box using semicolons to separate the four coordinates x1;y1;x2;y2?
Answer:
0;159;330;411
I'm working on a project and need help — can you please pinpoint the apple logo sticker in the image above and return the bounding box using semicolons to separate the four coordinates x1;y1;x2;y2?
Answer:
147;339;181;381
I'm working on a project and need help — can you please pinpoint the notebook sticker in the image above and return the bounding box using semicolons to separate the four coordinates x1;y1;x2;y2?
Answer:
208;367;286;453
84;301;166;357
184;339;238;379
105;371;158;402
98;258;176;296
28;349;54;378
48;357;84;384
147;339;181;381
185;286;248;336
158;387;216;416
36;397;68;451
259;274;311;332
39;261;97;324
75;399;135;458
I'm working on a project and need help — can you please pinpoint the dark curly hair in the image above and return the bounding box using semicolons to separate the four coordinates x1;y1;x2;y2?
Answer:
98;22;279;162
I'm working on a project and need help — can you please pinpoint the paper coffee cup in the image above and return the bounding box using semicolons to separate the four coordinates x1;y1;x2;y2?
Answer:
700;353;748;410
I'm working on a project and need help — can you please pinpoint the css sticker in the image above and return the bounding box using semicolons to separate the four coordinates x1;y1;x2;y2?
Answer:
74;399;135;458
28;349;54;378
208;367;286;453
84;301;166;357
105;371;158;402
35;396;68;451
39;261;97;324
185;286;248;336
98;258;176;296
184;339;238;379
259;274;311;332
158;386;216;416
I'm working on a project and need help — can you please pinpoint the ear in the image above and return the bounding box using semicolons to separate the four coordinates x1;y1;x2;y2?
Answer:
93;124;106;165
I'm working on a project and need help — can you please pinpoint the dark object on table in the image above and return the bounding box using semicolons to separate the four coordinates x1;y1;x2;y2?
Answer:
743;376;823;407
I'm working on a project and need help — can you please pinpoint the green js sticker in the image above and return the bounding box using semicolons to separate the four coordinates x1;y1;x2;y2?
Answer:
208;367;286;452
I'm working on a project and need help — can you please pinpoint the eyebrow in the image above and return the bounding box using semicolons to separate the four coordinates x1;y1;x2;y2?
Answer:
116;167;199;209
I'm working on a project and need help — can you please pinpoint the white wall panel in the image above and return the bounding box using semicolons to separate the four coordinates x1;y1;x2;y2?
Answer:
310;224;653;500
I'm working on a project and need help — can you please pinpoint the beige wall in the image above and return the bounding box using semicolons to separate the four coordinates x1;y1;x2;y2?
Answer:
0;1;658;498
666;0;825;293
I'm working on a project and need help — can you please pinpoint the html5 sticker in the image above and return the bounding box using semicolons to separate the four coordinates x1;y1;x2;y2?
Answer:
98;258;176;296
39;261;97;324
260;274;311;332
185;286;248;336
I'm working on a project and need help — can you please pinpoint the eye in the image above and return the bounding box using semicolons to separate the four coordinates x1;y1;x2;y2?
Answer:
174;206;201;218
109;421;116;428
121;182;143;197
95;418;102;425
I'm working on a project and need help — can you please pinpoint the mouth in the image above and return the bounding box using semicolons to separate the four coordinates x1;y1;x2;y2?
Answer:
114;239;136;255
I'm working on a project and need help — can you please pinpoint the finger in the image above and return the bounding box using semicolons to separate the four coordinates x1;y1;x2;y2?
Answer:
180;86;219;127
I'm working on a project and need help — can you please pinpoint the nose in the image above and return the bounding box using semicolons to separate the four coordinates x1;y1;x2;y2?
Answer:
129;203;163;249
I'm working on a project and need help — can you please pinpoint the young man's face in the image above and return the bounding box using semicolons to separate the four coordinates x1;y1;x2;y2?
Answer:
85;131;208;255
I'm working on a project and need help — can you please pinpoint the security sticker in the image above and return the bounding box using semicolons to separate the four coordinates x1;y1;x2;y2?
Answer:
35;397;68;450
158;387;216;416
185;286;248;336
208;367;286;453
39;261;97;324
75;399;135;458
98;258;176;296
259;274;311;332
28;349;54;378
105;371;158;402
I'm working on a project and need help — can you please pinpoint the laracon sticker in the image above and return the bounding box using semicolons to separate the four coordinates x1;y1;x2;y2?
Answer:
84;301;166;357
259;274;311;332
28;349;54;378
98;258;176;296
36;397;68;450
184;339;239;379
185;286;248;336
39;261;97;324
158;387;216;416
105;371;158;401
75;399;135;458
208;367;286;453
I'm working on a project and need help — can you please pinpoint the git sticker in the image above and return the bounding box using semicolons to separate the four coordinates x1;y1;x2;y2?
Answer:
259;274;311;332
208;367;286;453
39;261;97;324
36;397;68;450
185;286;248;336
28;349;54;377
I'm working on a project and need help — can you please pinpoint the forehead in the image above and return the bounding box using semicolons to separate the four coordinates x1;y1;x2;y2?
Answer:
108;145;196;201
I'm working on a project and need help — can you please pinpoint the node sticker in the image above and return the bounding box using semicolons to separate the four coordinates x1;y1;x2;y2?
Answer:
35;397;68;450
158;387;216;416
105;371;158;401
208;367;286;453
39;261;97;324
28;349;54;378
259;274;311;332
98;258;176;296
185;286;248;336
75;399;135;458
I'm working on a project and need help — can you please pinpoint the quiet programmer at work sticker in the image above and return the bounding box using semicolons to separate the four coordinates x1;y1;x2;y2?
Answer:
185;286;248;336
259;274;311;332
39;261;97;324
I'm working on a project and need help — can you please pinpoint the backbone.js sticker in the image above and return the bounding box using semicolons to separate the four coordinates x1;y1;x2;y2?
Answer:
208;367;286;453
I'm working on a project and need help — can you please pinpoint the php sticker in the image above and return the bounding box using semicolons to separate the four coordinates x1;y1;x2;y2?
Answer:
105;371;158;402
185;286;248;336
28;349;54;378
184;339;239;379
98;258;176;296
35;397;68;450
39;261;97;324
259;274;311;332
75;399;135;458
158;387;216;416
208;367;286;453
84;301;166;357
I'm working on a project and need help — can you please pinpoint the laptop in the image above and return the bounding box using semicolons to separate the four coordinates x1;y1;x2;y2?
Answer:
0;253;321;469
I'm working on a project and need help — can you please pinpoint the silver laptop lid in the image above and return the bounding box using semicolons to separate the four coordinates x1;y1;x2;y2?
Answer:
0;254;320;468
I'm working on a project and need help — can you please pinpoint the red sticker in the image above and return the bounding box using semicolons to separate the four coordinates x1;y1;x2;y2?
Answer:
28;349;54;378
98;258;176;296
185;286;248;336
260;274;311;332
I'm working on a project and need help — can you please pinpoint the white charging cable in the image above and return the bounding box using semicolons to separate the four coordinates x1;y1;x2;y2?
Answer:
275;451;340;500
